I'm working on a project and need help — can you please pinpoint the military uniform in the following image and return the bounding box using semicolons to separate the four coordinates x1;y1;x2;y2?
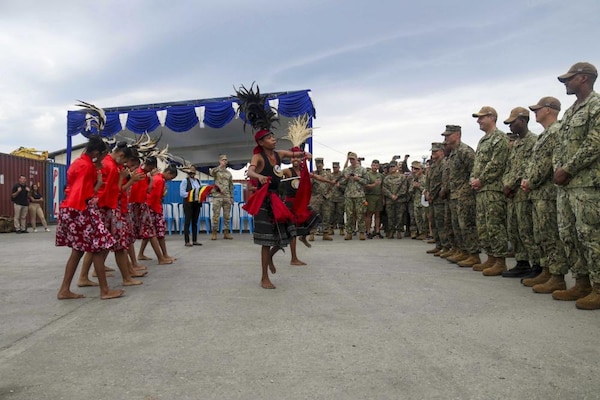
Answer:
553;82;600;288
471;117;509;259
309;158;333;238
330;162;345;234
425;143;446;250
409;161;426;238
365;164;384;235
443;126;478;261
210;155;234;239
340;152;368;238
382;162;410;238
523;119;567;278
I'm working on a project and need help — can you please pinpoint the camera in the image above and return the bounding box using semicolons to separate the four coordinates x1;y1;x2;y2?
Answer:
350;173;355;177
394;155;402;159
358;157;365;161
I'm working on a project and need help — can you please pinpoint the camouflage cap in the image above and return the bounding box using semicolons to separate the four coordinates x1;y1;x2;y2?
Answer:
430;142;444;151
347;152;358;159
389;160;398;167
558;62;598;83
441;124;462;136
529;96;561;112
411;160;422;169
372;159;380;164
332;161;340;167
315;157;324;165
219;154;228;161
504;107;530;124
472;106;498;118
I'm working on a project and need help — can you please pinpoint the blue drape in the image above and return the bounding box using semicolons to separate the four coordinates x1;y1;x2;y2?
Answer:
204;102;236;129
125;109;161;134
165;106;199;133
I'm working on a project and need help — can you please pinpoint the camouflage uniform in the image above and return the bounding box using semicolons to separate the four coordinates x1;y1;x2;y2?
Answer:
310;167;334;233
447;142;478;254
425;156;445;249
410;173;427;236
441;157;455;250
330;168;345;231
340;164;368;233
365;169;384;232
503;130;539;264
471;128;509;257
524;122;567;275
553;91;600;283
382;171;410;236
210;165;234;231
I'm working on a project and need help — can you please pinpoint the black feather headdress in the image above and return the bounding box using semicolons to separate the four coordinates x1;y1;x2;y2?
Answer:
234;83;279;134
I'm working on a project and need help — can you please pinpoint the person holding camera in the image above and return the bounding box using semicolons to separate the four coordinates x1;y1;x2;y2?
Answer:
11;175;30;233
339;152;368;240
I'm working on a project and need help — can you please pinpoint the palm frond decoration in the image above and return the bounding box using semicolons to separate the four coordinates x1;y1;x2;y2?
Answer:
281;114;312;148
75;100;106;132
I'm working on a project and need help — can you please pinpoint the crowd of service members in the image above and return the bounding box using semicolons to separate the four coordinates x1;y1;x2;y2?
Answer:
304;62;600;311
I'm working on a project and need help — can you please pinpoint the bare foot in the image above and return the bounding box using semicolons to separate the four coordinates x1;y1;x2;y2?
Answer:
290;259;307;266
261;280;276;289
165;256;177;262
104;266;115;272
100;289;125;299
57;291;86;300
77;278;99;287
138;255;152;261
134;264;147;270
92;271;114;278
158;258;173;265
268;261;276;274
122;279;143;286
299;236;312;248
130;270;148;277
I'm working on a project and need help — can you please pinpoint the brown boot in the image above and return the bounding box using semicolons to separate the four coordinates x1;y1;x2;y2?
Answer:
211;231;217;240
473;255;496;271
359;232;366;240
426;247;440;254
344;233;353;240
416;233;427;240
532;274;566;293
482;257;507;276
434;247;448;257
457;254;481;268
552;275;592;301
522;267;551;287
396;231;403;239
448;250;469;263
439;248;456;259
308;234;315;242
575;284;600;310
323;233;333;241
339;228;345;236
386;231;394;239
327;228;334;235
223;230;233;239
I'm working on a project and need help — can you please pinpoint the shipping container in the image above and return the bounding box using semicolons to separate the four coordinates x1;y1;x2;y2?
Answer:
0;153;48;227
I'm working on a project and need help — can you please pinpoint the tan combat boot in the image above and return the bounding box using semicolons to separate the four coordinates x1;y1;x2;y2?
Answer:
339;227;345;236
482;257;507;276
439;248;456;259
472;255;496;271
457;254;481;268
359;232;366;240
448;250;469;263
327;228;334;235
416;233;427;240
344;233;353;240
575;284;600;310
308;234;315;241
396;231;403;239
522;267;551;287
426;247;440;254
552;275;592;301
211;231;217;240
223;230;233;240
434;247;448;257
323;233;333;241
532;274;566;293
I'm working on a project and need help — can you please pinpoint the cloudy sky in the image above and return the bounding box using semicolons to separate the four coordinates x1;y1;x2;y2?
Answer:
1;0;599;172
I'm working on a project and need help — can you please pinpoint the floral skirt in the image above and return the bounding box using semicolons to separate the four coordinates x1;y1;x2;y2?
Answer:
149;209;166;239
130;203;155;239
98;208;130;251
56;200;116;253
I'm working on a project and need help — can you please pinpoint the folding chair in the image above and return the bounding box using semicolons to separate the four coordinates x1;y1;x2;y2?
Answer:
162;203;175;235
198;202;212;234
177;203;185;235
218;206;235;234
238;201;254;234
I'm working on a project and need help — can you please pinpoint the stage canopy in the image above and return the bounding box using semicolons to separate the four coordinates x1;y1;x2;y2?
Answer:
66;89;316;170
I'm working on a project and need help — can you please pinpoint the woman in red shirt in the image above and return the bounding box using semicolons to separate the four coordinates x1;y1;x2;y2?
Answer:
56;136;124;300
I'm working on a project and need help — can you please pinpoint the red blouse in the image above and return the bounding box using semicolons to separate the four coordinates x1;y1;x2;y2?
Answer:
147;173;165;214
97;155;121;209
60;153;97;211
129;167;149;204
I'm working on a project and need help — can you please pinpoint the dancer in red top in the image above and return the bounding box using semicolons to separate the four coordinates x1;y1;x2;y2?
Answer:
56;136;124;300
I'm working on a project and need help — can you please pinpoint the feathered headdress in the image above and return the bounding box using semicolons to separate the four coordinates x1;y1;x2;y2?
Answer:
281;114;312;152
75;100;106;134
234;83;279;152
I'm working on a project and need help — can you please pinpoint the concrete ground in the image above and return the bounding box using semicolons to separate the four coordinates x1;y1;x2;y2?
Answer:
0;229;599;400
